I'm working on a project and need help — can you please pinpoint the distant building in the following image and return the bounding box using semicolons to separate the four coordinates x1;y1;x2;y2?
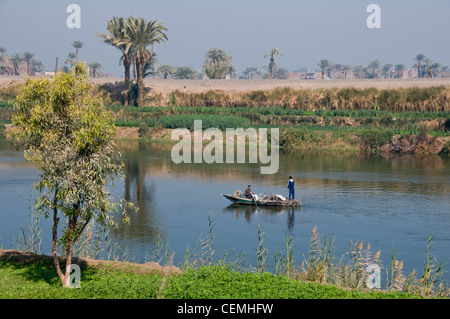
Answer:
286;71;322;80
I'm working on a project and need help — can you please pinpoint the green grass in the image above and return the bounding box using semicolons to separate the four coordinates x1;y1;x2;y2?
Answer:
0;259;420;299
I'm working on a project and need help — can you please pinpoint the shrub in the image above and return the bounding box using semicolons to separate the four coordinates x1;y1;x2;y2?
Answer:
358;128;395;150
158;114;251;131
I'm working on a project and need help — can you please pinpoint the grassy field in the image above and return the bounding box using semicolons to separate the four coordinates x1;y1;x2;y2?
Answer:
0;256;420;299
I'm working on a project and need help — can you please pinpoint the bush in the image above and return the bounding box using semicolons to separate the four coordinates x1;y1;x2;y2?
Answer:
138;121;150;138
158;114;251;131
358;128;395;150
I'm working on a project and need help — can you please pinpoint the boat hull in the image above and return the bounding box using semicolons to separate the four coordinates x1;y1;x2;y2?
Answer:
221;194;302;207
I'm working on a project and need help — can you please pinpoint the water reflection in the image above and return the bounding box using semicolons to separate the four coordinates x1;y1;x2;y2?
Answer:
1;138;449;281
223;204;299;230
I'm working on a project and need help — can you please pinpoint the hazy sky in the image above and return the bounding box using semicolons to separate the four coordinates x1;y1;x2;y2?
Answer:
1;0;449;76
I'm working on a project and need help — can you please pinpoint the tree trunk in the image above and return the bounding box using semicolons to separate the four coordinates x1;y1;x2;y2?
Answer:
123;56;131;106
63;214;78;287
138;59;144;107
52;190;65;285
151;44;156;79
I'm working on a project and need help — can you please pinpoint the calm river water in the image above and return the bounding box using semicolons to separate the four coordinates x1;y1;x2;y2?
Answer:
0;138;449;283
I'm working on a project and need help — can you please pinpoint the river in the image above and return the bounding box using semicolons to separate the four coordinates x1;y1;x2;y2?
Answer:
0;138;449;284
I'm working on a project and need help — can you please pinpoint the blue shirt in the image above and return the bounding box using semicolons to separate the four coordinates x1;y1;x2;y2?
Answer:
288;179;294;190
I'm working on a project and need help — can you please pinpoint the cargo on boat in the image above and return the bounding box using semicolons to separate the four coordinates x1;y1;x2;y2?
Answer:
221;190;302;207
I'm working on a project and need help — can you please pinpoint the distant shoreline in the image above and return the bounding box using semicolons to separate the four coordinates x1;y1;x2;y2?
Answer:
1;75;450;94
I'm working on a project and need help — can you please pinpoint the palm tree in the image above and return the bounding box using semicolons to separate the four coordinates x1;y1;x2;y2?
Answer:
10;53;22;75
65;52;76;68
333;63;343;78
95;17;134;105
203;47;234;79
353;65;367;79
30;59;45;74
243;67;258;79
382;64;393;79
317;59;330;79
0;47;6;67
88;62;102;78
273;67;288;79
122;16;168;107
71;41;83;61
367;60;381;79
174;66;198;79
142;51;158;78
157;64;175;79
413;54;426;78
263;48;283;79
342;65;352;79
22;52;35;75
394;64;405;78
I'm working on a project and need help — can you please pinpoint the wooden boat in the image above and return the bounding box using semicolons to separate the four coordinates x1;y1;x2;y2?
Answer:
221;191;302;207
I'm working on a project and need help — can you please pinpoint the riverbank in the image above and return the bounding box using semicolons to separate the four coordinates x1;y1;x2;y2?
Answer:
1;80;449;155
0;249;420;299
2;123;449;155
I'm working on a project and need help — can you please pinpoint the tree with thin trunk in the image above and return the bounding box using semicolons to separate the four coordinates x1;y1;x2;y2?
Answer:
11;53;23;75
317;59;330;79
8;63;136;287
413;54;426;78
394;64;405;78
243;67;258;79
157;64;175;79
30;59;45;74
367;60;381;79
88;62;102;78
65;52;76;68
71;41;83;61
22;52;35;76
263;48;283;79
382;64;393;79
342;65;352;79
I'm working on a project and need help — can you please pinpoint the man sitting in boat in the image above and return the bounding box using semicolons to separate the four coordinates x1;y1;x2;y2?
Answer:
244;185;258;200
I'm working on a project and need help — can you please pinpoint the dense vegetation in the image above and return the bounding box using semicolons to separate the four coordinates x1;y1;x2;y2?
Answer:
1;83;449;155
0;259;420;299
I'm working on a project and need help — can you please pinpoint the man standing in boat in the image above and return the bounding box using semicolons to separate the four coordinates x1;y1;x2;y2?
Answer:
287;176;295;200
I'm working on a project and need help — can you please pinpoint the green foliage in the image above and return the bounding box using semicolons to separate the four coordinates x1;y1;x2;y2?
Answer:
279;127;320;149
357;128;395;151
8;62;135;287
158;114;251;131
138;121;150;138
0;259;420;299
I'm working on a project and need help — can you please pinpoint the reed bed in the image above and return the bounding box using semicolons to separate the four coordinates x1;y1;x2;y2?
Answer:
14;207;449;298
157;86;450;112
